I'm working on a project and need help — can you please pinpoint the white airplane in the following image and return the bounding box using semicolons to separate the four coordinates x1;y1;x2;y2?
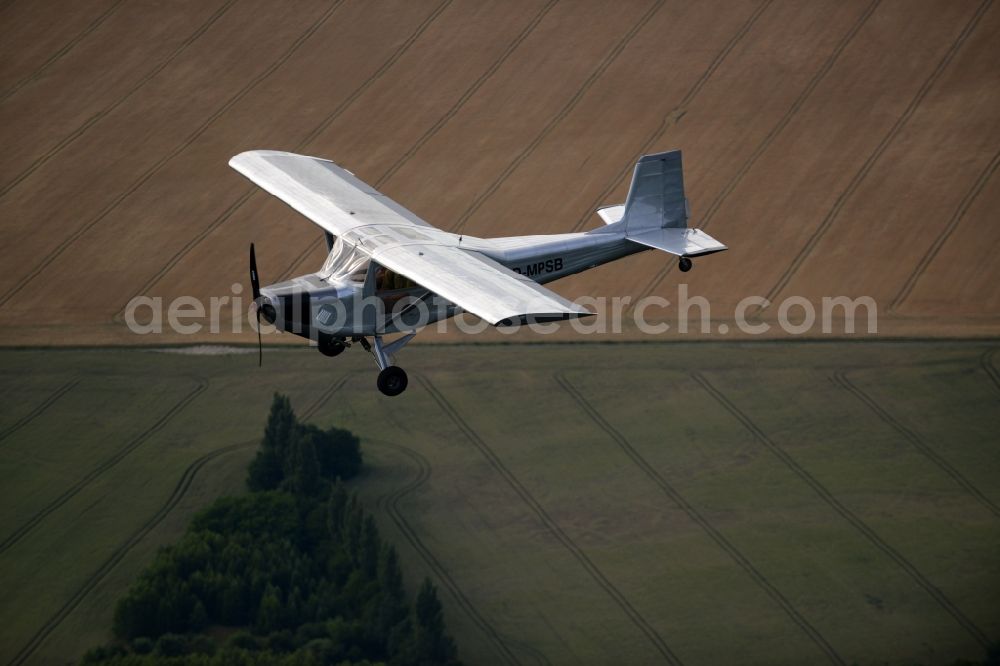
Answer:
233;149;726;396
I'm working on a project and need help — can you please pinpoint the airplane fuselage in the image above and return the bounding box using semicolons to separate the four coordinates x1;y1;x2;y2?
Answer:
257;223;646;340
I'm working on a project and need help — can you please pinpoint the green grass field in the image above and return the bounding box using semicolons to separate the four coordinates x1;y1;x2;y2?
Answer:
0;342;997;665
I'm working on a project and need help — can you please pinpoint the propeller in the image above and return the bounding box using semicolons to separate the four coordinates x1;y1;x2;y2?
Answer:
250;243;262;366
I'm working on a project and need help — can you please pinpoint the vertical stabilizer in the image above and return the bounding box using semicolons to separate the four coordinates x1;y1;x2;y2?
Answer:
622;150;688;232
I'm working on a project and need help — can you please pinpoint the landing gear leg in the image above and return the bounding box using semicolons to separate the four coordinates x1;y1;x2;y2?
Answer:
679;256;693;272
363;334;416;397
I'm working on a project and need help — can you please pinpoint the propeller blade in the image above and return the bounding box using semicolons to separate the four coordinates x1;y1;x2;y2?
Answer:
250;243;262;366
249;242;261;301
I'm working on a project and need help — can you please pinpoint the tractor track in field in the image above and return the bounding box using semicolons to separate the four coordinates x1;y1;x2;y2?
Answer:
831;371;1000;519
418;375;684;666
0;379;78;445
888;147;1000;313
502;634;550;666
0;0;126;103
568;0;772;234
373;0;559;191
279;0;562;280
0;0;346;310
282;0;559;279
7;375;347;666
749;0;994;319
555;372;845;666
449;0;667;236
372;437;523;666
0;377;207;557
115;0;452;314
272;0;463;281
637;0;880;297
6;439;249;666
0;0;239;200
980;349;1000;395
691;372;990;648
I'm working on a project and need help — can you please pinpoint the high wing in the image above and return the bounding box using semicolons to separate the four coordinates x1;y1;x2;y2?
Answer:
230;150;590;325
230;150;433;236
370;243;589;325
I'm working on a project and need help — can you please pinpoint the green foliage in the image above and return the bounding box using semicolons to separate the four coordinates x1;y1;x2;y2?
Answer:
248;394;362;495
89;395;457;666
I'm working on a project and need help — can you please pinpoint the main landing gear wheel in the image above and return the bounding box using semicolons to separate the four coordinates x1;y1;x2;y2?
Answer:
377;366;408;396
317;335;346;357
678;257;693;272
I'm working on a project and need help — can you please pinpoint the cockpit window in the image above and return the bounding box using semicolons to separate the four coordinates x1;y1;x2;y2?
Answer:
319;237;370;282
319;237;420;291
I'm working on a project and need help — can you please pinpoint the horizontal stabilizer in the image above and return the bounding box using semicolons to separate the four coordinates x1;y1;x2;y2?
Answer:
596;204;625;225
628;227;727;257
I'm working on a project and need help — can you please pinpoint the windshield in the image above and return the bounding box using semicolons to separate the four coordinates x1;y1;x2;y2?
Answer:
319;237;369;283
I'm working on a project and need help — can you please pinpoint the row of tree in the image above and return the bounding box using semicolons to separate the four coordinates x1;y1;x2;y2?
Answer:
82;394;459;665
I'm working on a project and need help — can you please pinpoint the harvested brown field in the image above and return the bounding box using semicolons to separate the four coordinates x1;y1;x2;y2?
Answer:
1;0;997;345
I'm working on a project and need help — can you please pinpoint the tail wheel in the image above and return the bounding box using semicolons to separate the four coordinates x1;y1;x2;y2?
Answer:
377;366;408;396
679;257;693;272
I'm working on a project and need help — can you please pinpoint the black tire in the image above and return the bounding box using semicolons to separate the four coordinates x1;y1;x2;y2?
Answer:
679;257;693;272
377;366;408;396
317;335;346;357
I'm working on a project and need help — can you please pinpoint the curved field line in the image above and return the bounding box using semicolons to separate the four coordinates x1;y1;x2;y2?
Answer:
417;375;684;665
0;379;78;445
568;0;772;234
0;0;239;200
832;371;1000;518
980;349;1000;395
372;437;521;666
637;0;880;297
0;377;208;556
299;374;350;421
691;371;990;648
555;372;845;665
279;0;561;280
888;147;1000;313
501;634;550;666
7;375;348;666
449;0;667;235
0;0;346;311
6;439;249;666
751;0;993;317
115;0;453;315
0;0;126;103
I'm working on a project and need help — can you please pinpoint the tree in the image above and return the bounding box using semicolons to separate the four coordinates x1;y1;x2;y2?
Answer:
265;394;297;455
379;545;405;604
414;579;457;664
327;481;349;540
256;585;283;634
87;397;464;665
190;599;209;632
360;516;381;579
315;425;362;480
284;427;321;497
248;394;296;491
377;545;408;646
